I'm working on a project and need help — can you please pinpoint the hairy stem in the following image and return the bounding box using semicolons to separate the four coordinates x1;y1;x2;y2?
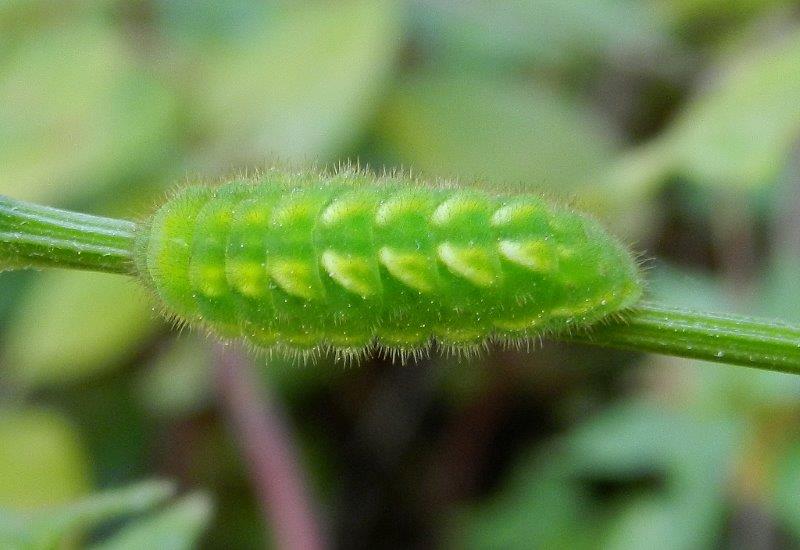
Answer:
561;302;800;373
0;195;135;274
0;197;798;372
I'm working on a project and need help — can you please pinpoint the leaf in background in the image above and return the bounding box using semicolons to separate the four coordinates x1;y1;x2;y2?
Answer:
409;0;673;69
654;28;800;190
66;376;156;488
659;0;793;30
90;493;213;550
771;439;800;541
455;453;595;550
0;19;178;206
1;271;157;389
566;402;680;474
759;172;800;324
0;480;177;549
375;71;620;195
154;0;277;46
761;226;800;306
648;263;737;313
181;0;403;165
570;402;742;550
136;335;214;418
0;408;91;508
459;401;742;550
601;496;676;550
0;272;28;329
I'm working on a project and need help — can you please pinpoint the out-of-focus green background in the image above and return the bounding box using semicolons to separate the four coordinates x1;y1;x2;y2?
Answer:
2;0;800;547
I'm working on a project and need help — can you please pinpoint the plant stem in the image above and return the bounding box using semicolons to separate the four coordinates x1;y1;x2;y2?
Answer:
214;343;327;550
1;197;799;372
561;302;800;373
0;195;136;275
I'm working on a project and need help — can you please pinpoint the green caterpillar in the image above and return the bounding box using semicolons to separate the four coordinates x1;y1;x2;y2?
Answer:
135;169;642;361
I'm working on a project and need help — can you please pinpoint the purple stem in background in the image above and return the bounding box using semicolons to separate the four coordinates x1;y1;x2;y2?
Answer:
214;343;327;550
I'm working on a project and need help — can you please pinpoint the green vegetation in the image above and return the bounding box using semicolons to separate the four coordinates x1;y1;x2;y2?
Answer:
3;0;800;547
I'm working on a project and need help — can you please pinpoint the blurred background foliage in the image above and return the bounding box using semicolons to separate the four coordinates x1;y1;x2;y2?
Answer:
1;0;800;547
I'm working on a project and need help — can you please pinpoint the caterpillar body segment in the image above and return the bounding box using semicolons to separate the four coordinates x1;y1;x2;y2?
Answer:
135;171;642;360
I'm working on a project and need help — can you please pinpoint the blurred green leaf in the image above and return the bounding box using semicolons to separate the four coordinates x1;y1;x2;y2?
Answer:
760;242;800;324
0;19;178;206
136;335;214;418
376;71;619;194
0;408;91;508
410;0;673;68
0;2;112;50
758;176;800;322
182;0;403;164
772;439;800;541
2;271;157;389
456;454;595;550
567;403;679;474
459;401;743;550
655;28;800;189
154;0;278;46
568;402;739;550
66;375;156;487
0;272;28;328
599;495;676;550
91;493;213;550
0;480;177;549
649;263;736;313
660;0;793;30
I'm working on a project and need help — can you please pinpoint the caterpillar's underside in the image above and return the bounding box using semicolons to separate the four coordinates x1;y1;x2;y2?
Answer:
134;169;642;361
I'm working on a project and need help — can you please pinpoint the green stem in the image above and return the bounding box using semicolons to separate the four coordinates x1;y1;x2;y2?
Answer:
0;197;798;372
561;302;800;373
0;195;136;275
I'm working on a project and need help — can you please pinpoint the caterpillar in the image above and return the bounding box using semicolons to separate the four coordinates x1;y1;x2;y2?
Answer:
134;169;643;362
